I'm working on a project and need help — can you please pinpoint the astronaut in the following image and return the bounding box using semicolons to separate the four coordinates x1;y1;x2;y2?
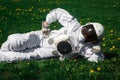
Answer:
0;8;104;63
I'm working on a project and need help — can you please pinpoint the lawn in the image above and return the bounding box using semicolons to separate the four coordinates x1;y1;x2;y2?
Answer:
0;0;120;80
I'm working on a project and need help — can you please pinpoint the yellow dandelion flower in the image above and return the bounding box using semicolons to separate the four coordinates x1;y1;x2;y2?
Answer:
112;46;115;49
117;38;120;40
16;8;21;11
90;70;94;73
0;6;6;10
27;62;30;65
27;6;34;12
97;67;101;71
28;8;32;12
102;44;106;47
109;48;113;51
79;21;83;24
31;18;34;20
43;9;46;12
74;59;77;62
102;37;105;40
110;30;114;33
110;33;113;36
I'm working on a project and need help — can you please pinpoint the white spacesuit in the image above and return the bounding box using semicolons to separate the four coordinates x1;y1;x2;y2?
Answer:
0;8;104;63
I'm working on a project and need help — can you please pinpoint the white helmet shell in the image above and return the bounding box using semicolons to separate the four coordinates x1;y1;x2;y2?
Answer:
86;22;104;39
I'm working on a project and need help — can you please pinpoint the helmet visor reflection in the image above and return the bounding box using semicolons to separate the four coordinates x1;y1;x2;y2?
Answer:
81;24;98;43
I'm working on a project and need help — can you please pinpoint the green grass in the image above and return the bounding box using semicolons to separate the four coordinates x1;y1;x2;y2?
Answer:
0;0;120;80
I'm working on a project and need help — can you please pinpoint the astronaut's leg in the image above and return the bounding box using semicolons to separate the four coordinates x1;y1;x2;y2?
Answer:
1;32;41;52
1;34;27;51
0;47;58;62
28;47;58;59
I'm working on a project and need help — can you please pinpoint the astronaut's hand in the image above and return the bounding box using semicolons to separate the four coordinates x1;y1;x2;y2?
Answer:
92;45;101;53
42;21;50;37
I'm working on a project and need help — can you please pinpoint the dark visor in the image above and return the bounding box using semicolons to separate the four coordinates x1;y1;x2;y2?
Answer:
81;24;99;43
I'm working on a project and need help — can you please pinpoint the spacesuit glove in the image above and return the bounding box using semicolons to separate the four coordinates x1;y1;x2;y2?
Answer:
92;45;101;53
42;21;51;37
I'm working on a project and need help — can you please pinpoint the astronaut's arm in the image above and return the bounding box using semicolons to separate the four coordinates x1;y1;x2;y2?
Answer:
45;8;72;24
80;45;104;63
43;8;80;33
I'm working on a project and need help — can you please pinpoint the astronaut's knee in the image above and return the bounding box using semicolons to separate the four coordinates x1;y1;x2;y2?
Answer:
1;34;25;51
1;42;9;51
8;34;21;40
0;34;16;51
8;34;20;46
